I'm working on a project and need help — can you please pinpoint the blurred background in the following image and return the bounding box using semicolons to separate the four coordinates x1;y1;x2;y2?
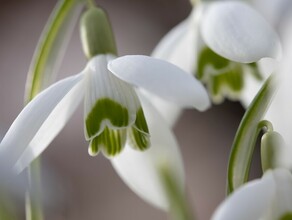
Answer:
0;0;270;219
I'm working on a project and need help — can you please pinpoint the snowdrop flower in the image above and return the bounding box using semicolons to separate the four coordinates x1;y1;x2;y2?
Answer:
212;168;292;220
111;93;184;210
0;7;209;173
151;0;281;125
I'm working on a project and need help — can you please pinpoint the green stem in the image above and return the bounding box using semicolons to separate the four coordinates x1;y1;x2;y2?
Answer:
258;120;273;134
25;159;43;220
227;74;277;194
159;165;194;220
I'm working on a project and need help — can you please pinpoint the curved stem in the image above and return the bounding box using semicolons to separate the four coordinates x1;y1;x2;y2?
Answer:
258;120;274;134
227;74;277;194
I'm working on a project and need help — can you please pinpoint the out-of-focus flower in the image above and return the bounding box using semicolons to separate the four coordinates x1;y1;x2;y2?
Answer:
212;168;292;220
111;93;184;210
151;1;281;126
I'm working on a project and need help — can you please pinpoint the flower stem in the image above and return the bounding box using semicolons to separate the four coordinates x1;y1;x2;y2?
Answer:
25;159;44;220
159;165;195;220
86;0;96;9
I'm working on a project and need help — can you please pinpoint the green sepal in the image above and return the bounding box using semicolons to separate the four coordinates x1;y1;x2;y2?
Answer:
85;98;129;139
89;127;126;157
25;0;84;103
128;108;150;151
227;74;277;194
261;131;285;172
280;213;292;220
80;6;117;59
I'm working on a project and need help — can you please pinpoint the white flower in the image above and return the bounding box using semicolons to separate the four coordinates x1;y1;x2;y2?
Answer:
151;1;281;126
0;54;209;173
111;93;184;210
212;168;292;220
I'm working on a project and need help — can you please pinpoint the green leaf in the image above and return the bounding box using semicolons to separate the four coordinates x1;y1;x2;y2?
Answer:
25;0;84;103
227;74;277;194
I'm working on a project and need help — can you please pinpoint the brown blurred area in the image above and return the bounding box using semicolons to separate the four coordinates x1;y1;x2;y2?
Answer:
0;0;260;219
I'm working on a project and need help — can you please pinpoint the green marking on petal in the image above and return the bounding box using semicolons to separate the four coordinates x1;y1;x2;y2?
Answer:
279;213;292;220
197;47;230;80
128;108;150;151
89;127;126;157
128;127;150;151
85;98;129;139
134;108;149;134
197;47;245;103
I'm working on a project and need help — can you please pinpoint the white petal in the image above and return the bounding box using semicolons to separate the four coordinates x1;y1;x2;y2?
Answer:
252;0;292;28
111;92;184;210
211;171;276;220
108;55;210;111
240;58;277;108
267;169;292;219
201;1;282;63
139;89;182;127
152;8;203;73
84;54;141;139
0;73;85;171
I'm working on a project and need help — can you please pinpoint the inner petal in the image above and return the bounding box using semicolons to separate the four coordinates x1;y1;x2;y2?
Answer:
84;54;140;139
89;127;127;157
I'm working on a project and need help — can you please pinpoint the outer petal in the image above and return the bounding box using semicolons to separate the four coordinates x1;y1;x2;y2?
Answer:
201;1;282;63
84;54;141;139
139;89;182;127
240;58;277;108
265;169;292;219
0;73;85;172
152;7;203;73
108;55;210;111
111;92;184;210
212;171;276;220
252;0;292;28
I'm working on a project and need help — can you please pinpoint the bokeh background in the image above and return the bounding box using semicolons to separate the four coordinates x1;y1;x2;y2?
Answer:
0;0;273;219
